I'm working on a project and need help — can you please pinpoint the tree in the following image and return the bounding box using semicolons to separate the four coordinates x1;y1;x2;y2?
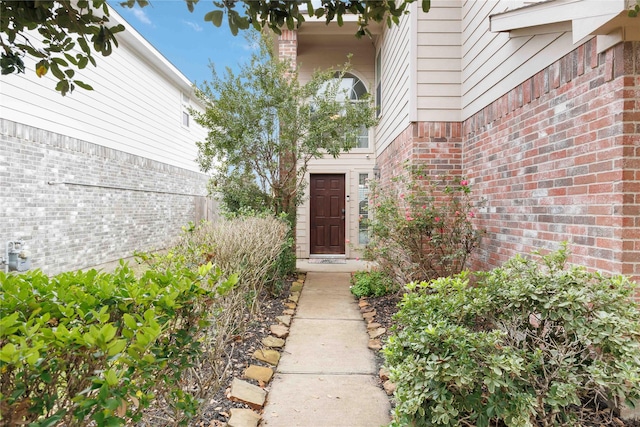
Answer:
0;0;430;95
192;33;377;219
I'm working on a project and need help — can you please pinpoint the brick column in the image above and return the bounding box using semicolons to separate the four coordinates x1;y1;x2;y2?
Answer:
278;30;297;63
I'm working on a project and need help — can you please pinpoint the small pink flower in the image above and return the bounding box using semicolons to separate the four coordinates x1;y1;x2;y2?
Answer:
356;257;360;261
418;175;423;180
422;205;426;209
345;239;350;243
434;217;440;222
455;211;460;216
400;193;405;199
406;216;414;221
460;179;469;186
469;211;476;218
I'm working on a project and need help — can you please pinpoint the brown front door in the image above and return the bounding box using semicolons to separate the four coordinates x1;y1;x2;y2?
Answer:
310;174;345;255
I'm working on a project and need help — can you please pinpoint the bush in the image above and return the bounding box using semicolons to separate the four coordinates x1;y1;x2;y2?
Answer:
350;270;395;298
384;246;640;427
152;215;292;300
0;262;235;426
132;215;291;423
365;163;483;285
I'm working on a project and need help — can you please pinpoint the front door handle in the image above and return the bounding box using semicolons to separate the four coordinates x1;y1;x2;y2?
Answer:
341;208;345;220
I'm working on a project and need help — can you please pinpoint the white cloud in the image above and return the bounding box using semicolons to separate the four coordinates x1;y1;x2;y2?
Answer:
240;39;259;51
132;8;152;25
183;20;203;32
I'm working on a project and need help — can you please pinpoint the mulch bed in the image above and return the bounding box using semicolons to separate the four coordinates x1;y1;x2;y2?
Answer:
188;280;293;427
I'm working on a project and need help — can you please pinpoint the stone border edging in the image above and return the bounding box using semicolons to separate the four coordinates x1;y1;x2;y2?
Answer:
225;273;306;427
358;297;396;397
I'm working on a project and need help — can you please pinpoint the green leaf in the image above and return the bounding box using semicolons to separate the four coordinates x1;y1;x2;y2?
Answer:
0;312;20;336
204;10;224;27
0;343;17;363
123;313;137;330
100;324;117;343
104;369;119;386
107;339;127;356
51;57;69;67
73;80;93;91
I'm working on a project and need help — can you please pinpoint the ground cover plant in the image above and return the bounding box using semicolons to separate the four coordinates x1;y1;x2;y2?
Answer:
350;269;396;298
365;163;483;286
384;246;640;426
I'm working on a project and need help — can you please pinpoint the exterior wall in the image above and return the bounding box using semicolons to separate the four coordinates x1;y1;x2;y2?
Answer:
416;1;463;122
0;9;206;173
464;39;640;282
376;35;638;284
296;33;375;87
375;3;413;156
376;121;463;186
461;0;575;120
0;7;212;274
1;119;210;275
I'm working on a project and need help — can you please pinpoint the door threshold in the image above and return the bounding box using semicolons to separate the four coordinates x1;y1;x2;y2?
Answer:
309;254;346;259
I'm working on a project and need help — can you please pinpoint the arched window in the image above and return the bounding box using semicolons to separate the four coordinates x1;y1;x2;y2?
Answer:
332;72;370;149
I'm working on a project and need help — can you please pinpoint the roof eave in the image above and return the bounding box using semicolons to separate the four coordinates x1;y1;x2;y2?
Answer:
490;0;632;45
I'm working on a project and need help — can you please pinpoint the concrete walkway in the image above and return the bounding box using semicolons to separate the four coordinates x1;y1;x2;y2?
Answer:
261;269;391;427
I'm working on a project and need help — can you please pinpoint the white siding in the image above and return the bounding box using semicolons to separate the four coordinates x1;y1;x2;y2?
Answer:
374;4;413;157
415;0;463;123
0;10;207;173
461;0;579;119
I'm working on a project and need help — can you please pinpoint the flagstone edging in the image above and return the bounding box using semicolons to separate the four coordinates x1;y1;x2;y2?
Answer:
225;273;306;427
358;297;396;397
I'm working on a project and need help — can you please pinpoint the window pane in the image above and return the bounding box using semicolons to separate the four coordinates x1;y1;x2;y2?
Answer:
356;125;368;149
375;52;382;117
358;173;370;245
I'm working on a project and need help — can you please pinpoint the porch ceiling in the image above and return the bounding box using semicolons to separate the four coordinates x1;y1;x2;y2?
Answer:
296;19;381;54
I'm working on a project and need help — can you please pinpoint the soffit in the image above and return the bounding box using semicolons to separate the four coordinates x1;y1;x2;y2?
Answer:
489;0;638;45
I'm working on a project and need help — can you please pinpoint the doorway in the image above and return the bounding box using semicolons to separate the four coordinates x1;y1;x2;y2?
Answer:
309;174;345;255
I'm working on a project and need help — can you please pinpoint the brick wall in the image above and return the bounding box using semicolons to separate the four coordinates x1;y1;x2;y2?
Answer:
376;40;639;283
0;119;210;275
278;30;298;71
464;39;639;282
376;121;463;185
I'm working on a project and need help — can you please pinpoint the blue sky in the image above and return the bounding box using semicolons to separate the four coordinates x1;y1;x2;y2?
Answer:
111;1;257;86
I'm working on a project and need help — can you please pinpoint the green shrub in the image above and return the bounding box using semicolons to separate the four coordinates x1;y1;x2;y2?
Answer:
365;162;483;286
350;270;395;298
384;246;640;427
0;262;235;426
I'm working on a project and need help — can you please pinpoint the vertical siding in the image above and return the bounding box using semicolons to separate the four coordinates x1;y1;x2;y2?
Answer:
461;0;578;120
374;6;412;157
0;22;207;173
415;1;463;122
